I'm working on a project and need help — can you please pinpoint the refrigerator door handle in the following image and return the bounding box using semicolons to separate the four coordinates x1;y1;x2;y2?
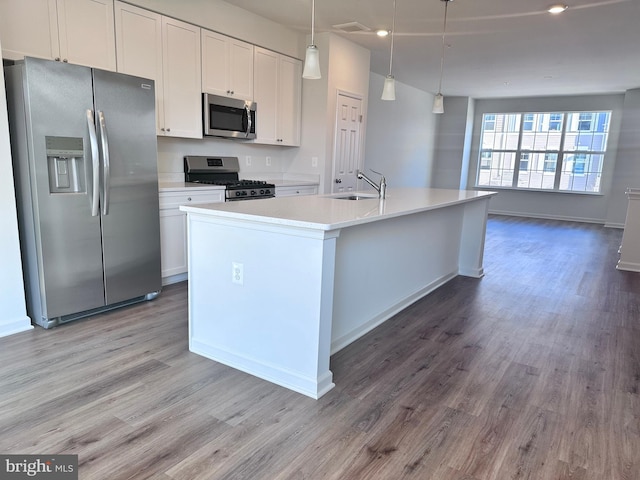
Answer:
98;111;111;215
86;109;100;217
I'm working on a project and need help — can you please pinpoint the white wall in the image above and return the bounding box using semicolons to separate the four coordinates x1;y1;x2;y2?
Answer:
0;43;32;336
288;33;371;193
364;73;436;188
431;96;474;189
605;88;640;227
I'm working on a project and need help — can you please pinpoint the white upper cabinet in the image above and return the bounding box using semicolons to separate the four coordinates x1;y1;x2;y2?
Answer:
57;0;116;70
114;1;164;134
0;0;116;71
277;55;302;147
0;0;60;61
253;47;279;144
115;3;202;139
201;30;254;100
254;47;302;146
161;17;202;139
253;47;301;146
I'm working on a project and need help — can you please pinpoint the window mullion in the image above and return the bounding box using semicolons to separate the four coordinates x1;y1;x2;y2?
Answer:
553;114;568;190
513;114;524;188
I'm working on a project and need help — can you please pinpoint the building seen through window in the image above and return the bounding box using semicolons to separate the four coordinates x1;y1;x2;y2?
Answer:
476;111;611;193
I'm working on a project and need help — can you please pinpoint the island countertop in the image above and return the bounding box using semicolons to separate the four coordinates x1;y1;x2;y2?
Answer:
179;187;497;230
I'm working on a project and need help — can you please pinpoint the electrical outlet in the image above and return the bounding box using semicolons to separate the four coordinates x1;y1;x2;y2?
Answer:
232;262;243;285
312;156;318;167
266;156;271;167
245;156;252;166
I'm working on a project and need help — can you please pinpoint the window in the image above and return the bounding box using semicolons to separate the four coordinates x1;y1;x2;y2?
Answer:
476;111;611;193
483;114;496;131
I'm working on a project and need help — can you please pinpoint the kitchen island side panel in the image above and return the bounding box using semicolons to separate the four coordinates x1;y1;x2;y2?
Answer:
330;204;465;353
186;213;338;399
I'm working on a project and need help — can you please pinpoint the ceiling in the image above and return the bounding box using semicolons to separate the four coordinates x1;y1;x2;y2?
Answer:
223;0;640;99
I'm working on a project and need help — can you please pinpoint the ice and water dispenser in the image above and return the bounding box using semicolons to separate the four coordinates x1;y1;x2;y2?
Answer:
46;136;86;194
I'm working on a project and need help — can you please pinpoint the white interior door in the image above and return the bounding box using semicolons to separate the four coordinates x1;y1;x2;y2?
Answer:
332;92;363;193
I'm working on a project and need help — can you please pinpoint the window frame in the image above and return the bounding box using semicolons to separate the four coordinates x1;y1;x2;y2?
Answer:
474;110;611;195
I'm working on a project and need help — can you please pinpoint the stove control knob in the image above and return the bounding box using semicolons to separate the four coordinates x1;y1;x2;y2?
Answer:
235;191;241;197
260;189;265;195
251;190;257;196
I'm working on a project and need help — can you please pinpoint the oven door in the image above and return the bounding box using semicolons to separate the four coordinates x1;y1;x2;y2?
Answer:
203;93;256;139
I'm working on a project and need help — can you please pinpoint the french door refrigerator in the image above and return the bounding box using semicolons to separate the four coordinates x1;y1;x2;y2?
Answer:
5;57;161;328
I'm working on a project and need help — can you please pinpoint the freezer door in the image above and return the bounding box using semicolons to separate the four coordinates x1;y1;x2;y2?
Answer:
92;69;161;304
20;58;106;320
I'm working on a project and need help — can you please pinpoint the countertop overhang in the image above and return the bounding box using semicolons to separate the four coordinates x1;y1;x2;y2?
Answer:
179;187;497;231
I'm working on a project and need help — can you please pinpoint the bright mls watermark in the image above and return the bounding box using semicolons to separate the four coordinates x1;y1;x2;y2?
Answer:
0;455;77;479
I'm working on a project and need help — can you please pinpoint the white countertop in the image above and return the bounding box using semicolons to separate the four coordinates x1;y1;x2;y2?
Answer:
180;187;497;231
159;182;226;192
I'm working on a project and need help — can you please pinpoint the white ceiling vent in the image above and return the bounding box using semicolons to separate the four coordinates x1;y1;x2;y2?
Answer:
332;21;371;33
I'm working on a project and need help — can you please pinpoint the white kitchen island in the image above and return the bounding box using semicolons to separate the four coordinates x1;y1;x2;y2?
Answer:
180;188;496;399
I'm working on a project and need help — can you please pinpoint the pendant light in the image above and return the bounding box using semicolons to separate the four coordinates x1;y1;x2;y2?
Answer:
433;0;452;114
302;0;321;79
381;0;397;100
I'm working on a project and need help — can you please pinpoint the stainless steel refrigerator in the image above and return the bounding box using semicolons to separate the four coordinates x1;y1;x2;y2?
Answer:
5;57;161;328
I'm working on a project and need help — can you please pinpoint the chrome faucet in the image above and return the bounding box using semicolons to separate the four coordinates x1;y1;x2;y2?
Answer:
357;169;387;199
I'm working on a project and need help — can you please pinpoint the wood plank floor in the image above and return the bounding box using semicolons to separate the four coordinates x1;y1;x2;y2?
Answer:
1;215;639;479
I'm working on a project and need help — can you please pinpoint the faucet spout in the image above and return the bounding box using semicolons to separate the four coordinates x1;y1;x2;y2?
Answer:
357;169;387;199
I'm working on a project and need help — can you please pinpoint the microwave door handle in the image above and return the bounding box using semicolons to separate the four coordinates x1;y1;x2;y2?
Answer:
98;111;110;215
86;109;100;217
245;104;251;138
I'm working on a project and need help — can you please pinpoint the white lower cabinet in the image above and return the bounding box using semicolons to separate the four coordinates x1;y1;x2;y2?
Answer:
275;185;318;197
159;189;224;284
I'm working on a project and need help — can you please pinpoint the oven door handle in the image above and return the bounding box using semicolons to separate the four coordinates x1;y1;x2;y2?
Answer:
245;104;252;138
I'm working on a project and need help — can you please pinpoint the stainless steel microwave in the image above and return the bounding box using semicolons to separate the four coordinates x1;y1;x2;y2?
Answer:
203;93;257;139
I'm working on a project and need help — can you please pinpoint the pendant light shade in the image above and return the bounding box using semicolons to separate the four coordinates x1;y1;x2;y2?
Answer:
381;75;396;100
381;0;398;100
432;93;444;113
303;45;321;79
433;0;452;114
303;0;321;79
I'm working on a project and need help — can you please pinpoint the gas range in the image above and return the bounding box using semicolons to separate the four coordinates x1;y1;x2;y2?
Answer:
184;156;275;201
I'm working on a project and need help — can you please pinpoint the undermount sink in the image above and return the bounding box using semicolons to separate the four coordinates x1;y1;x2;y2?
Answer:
333;194;379;200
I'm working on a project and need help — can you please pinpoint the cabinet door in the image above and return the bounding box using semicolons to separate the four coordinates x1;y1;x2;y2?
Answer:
0;0;60;61
114;1;164;134
162;17;202;139
201;29;229;97
253;47;279;144
159;209;188;278
57;0;116;70
228;38;254;100
278;56;302;146
202;30;253;100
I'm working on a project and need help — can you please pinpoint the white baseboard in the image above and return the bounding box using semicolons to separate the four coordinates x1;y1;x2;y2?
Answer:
489;209;604;225
0;315;33;338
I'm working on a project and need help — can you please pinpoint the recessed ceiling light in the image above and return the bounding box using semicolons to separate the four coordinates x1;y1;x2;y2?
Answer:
548;4;568;14
376;29;390;37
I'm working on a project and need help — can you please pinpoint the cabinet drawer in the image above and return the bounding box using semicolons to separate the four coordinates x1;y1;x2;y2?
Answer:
275;185;318;197
159;190;224;209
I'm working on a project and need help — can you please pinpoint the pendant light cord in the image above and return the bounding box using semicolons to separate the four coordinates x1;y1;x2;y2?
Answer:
311;0;316;45
437;0;450;94
388;0;397;75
